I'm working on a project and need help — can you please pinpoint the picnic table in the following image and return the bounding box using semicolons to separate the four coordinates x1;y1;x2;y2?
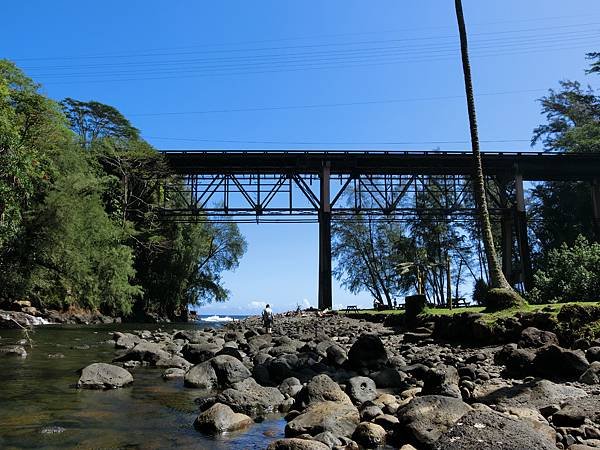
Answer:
452;297;469;308
344;305;359;313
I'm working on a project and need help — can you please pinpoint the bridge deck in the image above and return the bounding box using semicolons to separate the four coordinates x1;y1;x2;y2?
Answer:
161;150;600;181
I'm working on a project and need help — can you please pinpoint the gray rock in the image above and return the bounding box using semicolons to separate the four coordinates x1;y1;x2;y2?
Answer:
519;327;560;348
162;367;185;380
533;345;589;379
279;377;303;398
267;438;330;450
313;431;343;447
352;422;386;449
397;395;472;447
587;346;600;363
193;403;253;433
182;343;221;364
552;395;600;427
433;409;556;450
155;355;192;370
494;344;535;375
475;379;587;410
580;361;600;385
371;367;407;388
422;365;461;399
184;361;218;389
217;377;285;418
0;345;27;358
285;401;360;438
296;374;352;408
113;332;142;350
326;344;348;366
77;363;133;389
348;334;388;369
114;341;170;365
346;376;378;405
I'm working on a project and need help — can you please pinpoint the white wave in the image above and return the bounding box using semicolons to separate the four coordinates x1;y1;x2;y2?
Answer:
201;315;234;323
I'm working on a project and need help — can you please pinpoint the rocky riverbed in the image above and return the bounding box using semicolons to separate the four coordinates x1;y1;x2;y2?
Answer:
3;313;600;449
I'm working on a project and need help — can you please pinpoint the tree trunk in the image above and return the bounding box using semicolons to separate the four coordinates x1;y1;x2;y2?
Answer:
454;0;511;290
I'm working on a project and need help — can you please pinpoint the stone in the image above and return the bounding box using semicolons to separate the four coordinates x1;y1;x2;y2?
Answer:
422;364;461;399
433;409;556;450
162;367;185;380
113;332;142;350
553;395;600;427
348;334;388;369
114;341;170;365
182;343;222;364
346;376;378;405
580;361;600;385
267;438;330;450
285;401;360;439
184;361;218;389
155;355;192;370
533;345;589;379
313;431;343;447
351;422;386;448
295;374;352;408
193;403;253;433
494;344;535;375
217;377;285;418
279;377;303;398
519;327;560;348
185;354;251;390
0;345;27;358
326;344;348;366
397;395;472;447
77;363;133;389
373;414;399;430
586;347;600;363
371;367;407;388
475;379;587;410
360;404;383;421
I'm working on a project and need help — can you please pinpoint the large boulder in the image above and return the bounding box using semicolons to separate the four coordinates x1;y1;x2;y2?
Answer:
348;334;388;369
182;343;221;364
184;360;218;389
113;332;142;350
193;403;253;433
185;354;252;390
295;374;352;408
475;379;587;410
518;327;559;348
580;361;600;385
551;395;600;427
433;409;556;450
285;401;360;438
267;438;330;450
421;365;461;399
77;363;133;389
346;376;378;406
397;395;472;447
217;377;285;418
532;345;589;379
114;341;170;365
494;344;535;375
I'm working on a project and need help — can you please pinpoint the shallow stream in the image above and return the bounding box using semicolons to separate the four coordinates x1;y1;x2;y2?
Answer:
0;323;285;449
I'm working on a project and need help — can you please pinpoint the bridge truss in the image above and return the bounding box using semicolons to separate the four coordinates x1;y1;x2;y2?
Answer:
160;150;600;309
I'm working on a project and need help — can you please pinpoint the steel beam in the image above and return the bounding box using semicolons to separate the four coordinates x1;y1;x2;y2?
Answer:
593;179;600;241
515;174;532;290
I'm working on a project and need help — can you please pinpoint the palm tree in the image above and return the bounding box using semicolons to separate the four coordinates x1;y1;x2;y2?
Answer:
453;0;522;307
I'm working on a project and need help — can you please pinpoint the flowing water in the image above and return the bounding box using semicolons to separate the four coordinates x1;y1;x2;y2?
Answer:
0;321;285;449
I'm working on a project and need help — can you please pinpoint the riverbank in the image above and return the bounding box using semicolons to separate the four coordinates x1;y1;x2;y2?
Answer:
2;308;600;449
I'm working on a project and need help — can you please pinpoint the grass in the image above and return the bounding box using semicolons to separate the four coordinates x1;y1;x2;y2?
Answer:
338;301;600;320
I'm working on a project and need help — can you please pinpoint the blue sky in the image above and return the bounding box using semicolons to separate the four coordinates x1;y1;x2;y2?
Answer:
5;1;600;315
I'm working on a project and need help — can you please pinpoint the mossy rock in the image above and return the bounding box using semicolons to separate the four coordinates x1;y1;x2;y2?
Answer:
484;288;526;312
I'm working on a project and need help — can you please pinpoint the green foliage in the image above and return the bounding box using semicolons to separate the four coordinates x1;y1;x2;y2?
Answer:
529;235;600;304
472;278;489;306
556;303;600;343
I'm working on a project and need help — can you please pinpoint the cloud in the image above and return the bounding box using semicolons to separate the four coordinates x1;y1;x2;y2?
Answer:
249;301;267;309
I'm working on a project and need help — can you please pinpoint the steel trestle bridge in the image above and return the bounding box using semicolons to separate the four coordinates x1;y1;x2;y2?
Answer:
160;150;600;309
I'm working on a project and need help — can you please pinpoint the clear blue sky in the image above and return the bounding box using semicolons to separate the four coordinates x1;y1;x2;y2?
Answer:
4;1;600;315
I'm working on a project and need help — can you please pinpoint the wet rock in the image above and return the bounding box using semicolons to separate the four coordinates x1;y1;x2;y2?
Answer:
348;334;388;369
162;367;185;380
217;377;285;418
352;422;386;448
346;376;377;405
433;409;556;450
533;345;590;379
0;345;27;358
77;363;133;389
185;355;251;390
285;401;360;438
193;403;253;433
114;341;170;365
519;327;560;348
422;364;461;399
113;332;142;350
295;374;352;408
267;438;329;450
396;395;472;447
155;355;192;370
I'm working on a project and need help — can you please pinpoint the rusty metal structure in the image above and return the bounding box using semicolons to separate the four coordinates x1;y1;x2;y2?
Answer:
160;150;600;309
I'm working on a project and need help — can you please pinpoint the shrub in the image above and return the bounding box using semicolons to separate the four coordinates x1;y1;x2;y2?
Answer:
472;278;490;306
529;235;600;304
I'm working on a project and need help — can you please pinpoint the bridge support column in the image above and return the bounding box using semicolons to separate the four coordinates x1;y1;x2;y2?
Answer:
592;178;600;240
318;162;332;310
501;209;513;283
515;174;533;291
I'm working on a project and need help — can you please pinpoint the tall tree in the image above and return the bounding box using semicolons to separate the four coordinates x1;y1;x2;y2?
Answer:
454;0;520;308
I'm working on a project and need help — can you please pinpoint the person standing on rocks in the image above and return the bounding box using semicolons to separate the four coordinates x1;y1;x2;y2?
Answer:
262;304;273;334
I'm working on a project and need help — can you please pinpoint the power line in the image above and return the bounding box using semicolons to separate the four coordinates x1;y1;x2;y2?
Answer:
126;89;547;117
